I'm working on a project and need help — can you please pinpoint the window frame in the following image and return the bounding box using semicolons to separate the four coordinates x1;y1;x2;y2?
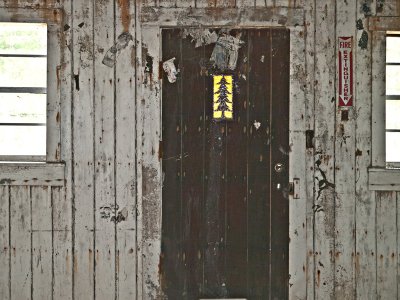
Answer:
0;8;65;186
369;16;400;190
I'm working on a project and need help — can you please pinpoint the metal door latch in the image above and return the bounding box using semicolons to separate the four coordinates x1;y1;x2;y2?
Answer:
288;178;300;199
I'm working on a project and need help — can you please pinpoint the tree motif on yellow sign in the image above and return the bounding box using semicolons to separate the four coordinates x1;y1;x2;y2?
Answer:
213;75;233;120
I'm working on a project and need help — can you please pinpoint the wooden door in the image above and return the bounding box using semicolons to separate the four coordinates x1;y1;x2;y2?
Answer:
161;28;289;300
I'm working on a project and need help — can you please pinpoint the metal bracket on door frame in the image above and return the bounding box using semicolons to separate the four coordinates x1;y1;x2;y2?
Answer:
289;178;300;199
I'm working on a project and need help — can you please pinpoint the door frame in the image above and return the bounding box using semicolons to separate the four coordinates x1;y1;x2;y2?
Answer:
135;6;307;299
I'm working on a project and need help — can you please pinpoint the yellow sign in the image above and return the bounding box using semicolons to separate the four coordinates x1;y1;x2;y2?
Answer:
213;75;233;120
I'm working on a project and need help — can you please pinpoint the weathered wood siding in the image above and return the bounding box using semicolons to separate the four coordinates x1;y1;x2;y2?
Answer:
0;0;399;299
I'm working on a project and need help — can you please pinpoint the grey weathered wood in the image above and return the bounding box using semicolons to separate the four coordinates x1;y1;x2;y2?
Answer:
355;1;376;299
72;0;95;298
369;168;400;190
10;186;31;300
115;0;137;298
139;26;163;300
334;1;356;298
288;26;307;300
376;0;400;16
376;191;397;299
369;16;400;31
0;7;62;23
52;187;72;300
313;1;336;299
94;0;116;298
0;186;9;300
371;31;386;168
141;7;304;27
0;164;64;186
31;186;52;300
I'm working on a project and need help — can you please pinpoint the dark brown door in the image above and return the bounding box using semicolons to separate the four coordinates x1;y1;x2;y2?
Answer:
161;28;289;300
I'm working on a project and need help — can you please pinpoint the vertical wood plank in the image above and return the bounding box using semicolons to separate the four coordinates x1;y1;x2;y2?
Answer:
376;191;397;300
313;1;336;299
140;26;163;300
72;0;95;298
270;27;290;300
247;29;270;299
355;1;376;299
225;29;248;298
236;0;255;7
31;187;52;300
57;0;73;298
10;186;31;300
52;187;72;300
0;186;10;300
93;0;116;299
195;0;214;7
288;26;308;300
215;0;236;7
181;32;205;299
160;29;183;299
304;1;315;299
371;32;386;167
114;0;137;299
376;0;400;16
334;1;356;299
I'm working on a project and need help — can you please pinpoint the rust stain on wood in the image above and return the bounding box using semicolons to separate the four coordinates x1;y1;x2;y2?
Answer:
117;0;131;32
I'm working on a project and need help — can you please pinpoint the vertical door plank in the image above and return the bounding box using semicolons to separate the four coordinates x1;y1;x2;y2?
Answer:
115;0;137;299
376;191;397;299
355;1;376;299
313;1;336;299
181;33;205;299
10;186;31;300
247;29;270;300
93;0;116;299
288;26;307;300
270;28;290;300
334;1;356;298
0;186;10;300
52;187;72;300
31;187;52;300
203;37;228;298
161;29;183;299
225;29;248;298
72;0;95;297
140;26;163;300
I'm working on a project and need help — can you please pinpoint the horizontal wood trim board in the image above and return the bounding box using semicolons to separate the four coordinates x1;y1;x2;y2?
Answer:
141;7;304;27
0;7;63;24
0;163;65;186
369;167;400;190
368;16;400;31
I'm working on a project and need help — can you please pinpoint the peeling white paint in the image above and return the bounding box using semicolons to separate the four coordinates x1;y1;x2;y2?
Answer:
254;120;261;130
260;55;265;62
162;57;179;83
183;28;218;48
102;31;133;67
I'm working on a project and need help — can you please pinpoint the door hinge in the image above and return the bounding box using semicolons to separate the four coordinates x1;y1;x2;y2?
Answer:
289;178;300;199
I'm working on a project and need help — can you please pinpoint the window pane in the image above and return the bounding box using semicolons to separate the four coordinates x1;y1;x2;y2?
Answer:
387;37;400;63
0;57;46;87
386;65;400;95
0;23;47;55
0;93;46;123
386;132;400;162
0;125;45;155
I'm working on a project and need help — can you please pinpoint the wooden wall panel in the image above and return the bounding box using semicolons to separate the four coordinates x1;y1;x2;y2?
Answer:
72;0;95;298
376;191;397;299
115;0;137;298
0;187;9;300
31;187;52;300
10;186;31;300
93;0;116;299
313;1;336;299
355;1;376;299
334;1;356;298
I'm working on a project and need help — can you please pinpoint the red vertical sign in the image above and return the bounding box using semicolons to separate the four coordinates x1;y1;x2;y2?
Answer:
338;36;353;107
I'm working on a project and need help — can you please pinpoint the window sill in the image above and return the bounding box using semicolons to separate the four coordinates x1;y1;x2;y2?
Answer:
369;167;400;191
0;162;65;186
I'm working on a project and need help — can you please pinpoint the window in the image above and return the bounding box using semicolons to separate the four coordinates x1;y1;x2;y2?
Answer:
386;31;400;167
0;22;47;162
